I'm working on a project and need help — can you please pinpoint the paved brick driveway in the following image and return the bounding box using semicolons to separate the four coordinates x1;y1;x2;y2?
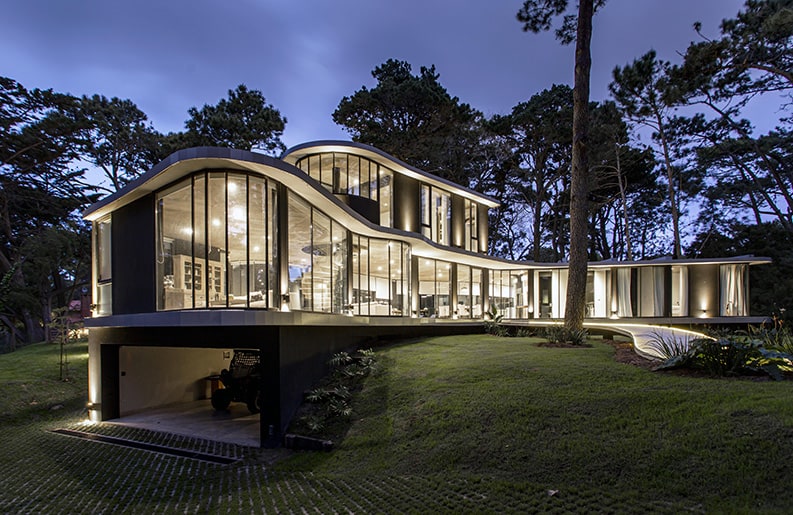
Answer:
0;417;686;513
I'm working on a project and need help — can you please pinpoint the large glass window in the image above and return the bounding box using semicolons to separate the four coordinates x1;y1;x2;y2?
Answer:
156;172;277;312
419;184;451;245
313;210;332;313
207;174;227;307
379;167;393;228
248;177;267;307
331;220;349;314
227;175;248;306
418;258;452;318
471;267;482;318
287;192;312;311
489;270;512;316
353;236;371;316
95;216;112;316
295;152;394;227
420;184;431;239
156;179;192;311
457;264;470;318
721;264;747;316
437;261;451;318
464;199;479;252
418;258;436;317
369;239;390;315
511;271;529;319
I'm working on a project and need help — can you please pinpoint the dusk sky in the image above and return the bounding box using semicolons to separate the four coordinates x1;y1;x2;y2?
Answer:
3;0;751;153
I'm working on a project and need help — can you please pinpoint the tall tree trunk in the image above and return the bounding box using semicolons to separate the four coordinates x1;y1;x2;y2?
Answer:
614;144;633;260
533;173;543;261
564;0;593;332
655;113;681;258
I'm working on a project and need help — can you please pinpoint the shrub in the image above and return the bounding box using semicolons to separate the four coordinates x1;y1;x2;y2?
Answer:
542;325;589;346
654;332;792;380
647;331;696;368
484;305;508;337
295;348;378;435
750;314;793;356
514;327;535;338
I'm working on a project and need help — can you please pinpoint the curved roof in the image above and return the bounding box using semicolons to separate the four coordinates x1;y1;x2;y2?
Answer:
282;140;500;209
82;146;521;270
83;146;770;270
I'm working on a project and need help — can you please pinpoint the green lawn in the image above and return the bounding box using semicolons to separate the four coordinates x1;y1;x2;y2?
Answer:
278;334;793;512
1;335;792;513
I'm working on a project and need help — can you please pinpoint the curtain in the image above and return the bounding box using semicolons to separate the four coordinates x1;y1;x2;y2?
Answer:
678;267;689;316
720;264;747;316
653;267;665;317
617;268;632;317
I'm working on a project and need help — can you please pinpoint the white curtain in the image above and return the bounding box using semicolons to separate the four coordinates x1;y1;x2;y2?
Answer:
653;267;665;317
678;266;689;316
720;264;747;316
617;268;632;317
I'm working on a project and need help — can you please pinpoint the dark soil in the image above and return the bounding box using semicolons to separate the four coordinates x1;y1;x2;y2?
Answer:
604;338;791;381
603;339;657;370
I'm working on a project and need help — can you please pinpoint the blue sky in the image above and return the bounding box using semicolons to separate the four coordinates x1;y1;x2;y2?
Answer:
2;0;752;152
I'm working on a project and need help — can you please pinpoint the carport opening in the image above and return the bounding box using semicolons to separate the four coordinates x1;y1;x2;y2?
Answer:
115;346;266;447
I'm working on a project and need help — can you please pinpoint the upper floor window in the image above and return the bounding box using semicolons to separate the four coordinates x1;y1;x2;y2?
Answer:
464;199;479;252
155;172;278;311
94;216;112;316
296;152;392;227
420;184;451;246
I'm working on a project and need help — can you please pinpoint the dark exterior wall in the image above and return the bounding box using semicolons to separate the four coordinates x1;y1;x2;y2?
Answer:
689;264;719;317
277;326;363;437
392;172;419;233
334;194;379;225
451;195;465;248
100;344;119;420
477;205;490;253
112;195;156;314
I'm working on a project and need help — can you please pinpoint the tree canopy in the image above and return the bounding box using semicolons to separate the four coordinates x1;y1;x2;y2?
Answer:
184;84;287;155
333;59;483;185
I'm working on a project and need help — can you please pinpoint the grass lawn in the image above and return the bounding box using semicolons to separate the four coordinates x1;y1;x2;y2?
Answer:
278;334;793;512
1;334;792;513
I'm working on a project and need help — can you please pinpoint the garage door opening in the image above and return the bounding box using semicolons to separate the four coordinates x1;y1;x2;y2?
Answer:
115;346;263;447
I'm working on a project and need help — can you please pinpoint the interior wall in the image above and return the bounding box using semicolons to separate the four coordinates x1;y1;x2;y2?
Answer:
118;346;232;415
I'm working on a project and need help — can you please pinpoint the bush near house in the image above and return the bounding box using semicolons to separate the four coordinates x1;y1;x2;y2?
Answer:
290;348;378;438
654;322;793;380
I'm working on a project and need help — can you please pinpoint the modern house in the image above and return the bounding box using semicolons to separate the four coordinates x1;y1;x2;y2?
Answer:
83;141;768;446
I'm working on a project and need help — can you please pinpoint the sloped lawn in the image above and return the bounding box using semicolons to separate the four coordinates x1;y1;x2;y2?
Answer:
1;335;792;512
278;334;793;512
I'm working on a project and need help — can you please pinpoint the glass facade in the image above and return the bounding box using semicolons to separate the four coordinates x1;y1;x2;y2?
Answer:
156;172;278;311
155;170;408;317
295;152;392;227
419;184;451;246
95;216;112;316
91;144;756;325
145;166;718;322
463;198;479;252
417;258;452;318
350;236;409;316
